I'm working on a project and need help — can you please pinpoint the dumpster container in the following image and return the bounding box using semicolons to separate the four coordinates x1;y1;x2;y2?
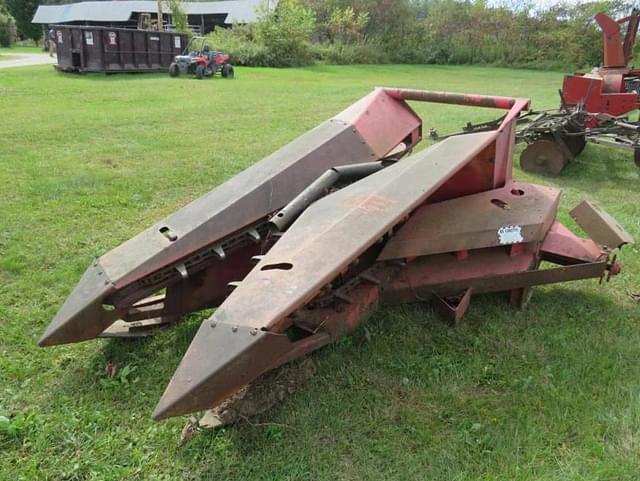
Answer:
53;25;188;73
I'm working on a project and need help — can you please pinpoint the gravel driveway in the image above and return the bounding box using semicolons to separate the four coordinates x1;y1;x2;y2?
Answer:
0;53;56;69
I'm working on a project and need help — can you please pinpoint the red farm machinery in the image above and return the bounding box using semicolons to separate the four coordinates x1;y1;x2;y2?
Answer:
39;87;633;422
517;9;640;175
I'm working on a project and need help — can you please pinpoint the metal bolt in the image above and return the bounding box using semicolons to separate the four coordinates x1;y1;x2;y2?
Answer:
104;280;109;285
231;326;238;333
210;322;216;328
250;328;258;336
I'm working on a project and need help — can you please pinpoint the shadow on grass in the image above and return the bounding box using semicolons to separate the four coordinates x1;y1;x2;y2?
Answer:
44;311;207;417
162;288;636;479
54;71;170;82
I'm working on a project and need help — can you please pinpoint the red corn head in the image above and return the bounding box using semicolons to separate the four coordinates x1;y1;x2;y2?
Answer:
40;88;634;422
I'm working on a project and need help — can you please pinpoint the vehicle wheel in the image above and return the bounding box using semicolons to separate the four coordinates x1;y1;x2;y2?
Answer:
222;64;234;79
168;63;179;77
634;148;640;168
520;138;568;176
195;64;205;79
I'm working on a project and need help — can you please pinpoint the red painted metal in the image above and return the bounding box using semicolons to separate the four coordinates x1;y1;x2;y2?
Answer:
383;88;528;111
518;10;640;174
40;87;633;423
596;11;639;68
562;10;640;118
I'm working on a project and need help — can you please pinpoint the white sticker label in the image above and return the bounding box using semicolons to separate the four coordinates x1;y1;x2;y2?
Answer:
85;32;93;45
174;36;181;49
498;225;524;245
56;31;63;44
108;32;117;45
150;36;160;41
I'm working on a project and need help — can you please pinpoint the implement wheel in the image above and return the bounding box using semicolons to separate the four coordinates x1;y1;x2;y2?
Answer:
635;148;640;168
520;139;568;176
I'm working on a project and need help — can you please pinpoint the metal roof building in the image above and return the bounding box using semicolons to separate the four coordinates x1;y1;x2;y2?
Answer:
32;0;272;33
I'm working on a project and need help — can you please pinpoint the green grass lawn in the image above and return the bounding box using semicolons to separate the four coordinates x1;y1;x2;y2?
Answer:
0;64;639;481
0;45;44;60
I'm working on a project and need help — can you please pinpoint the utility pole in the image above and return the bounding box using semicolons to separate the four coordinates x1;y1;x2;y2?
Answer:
157;0;163;31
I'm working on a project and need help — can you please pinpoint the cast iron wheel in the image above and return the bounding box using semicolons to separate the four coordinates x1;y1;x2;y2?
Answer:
222;63;234;79
195;64;205;79
168;63;179;77
520;137;568;176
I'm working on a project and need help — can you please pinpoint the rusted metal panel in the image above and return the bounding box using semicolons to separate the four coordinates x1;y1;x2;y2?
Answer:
378;181;560;261
153;323;293;420
38;262;119;346
101;120;378;287
541;221;605;264
151;132;495;417
154;266;393;419
202;132;495;332
569;200;634;249
432;288;473;324
40;86;633;424
381;246;607;304
41;91;427;347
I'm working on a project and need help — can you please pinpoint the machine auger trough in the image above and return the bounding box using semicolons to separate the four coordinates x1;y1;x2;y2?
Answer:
516;9;640;175
40;87;633;422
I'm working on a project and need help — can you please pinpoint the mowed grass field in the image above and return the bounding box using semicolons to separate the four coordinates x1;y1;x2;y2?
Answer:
0;63;639;481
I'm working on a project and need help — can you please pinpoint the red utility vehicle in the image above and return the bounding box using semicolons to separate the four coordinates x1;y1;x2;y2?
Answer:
169;36;234;80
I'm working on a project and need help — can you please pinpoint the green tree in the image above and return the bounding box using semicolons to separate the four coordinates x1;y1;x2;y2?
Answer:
326;6;368;44
165;0;189;33
258;0;316;67
0;10;16;47
6;0;41;43
0;0;16;47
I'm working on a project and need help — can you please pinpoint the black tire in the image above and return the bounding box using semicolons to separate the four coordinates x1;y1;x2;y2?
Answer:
168;62;179;77
195;64;205;79
634;148;640;168
222;63;234;79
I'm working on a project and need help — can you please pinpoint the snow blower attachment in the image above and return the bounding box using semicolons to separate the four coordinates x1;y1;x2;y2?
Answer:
40;88;633;421
516;9;640;174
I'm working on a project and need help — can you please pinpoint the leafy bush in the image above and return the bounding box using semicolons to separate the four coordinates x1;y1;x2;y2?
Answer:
0;10;16;47
258;0;316;67
6;0;40;43
206;24;269;66
206;0;315;67
210;0;637;70
325;6;368;44
165;0;189;34
313;41;383;65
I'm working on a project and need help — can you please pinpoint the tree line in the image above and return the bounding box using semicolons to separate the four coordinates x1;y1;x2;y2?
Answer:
208;0;637;69
2;0;637;71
